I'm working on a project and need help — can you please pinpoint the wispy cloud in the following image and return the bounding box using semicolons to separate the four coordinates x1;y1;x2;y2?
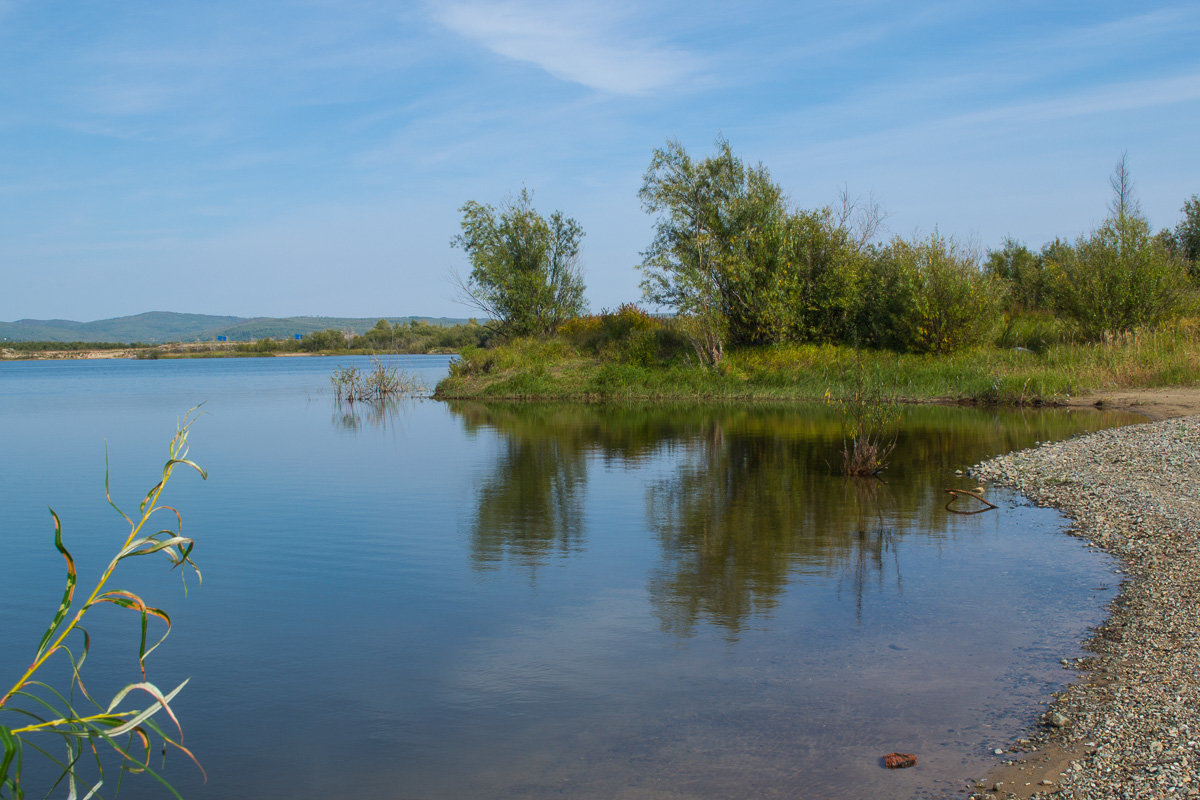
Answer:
778;69;1200;178
431;1;702;94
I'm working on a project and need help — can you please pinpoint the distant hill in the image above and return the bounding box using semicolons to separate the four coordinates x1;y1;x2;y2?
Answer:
0;312;476;343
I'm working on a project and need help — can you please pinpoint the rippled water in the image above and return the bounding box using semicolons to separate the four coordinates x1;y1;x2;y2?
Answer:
0;356;1133;798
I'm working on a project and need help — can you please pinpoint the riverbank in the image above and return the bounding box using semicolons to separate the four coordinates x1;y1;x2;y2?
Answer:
433;329;1200;407
967;413;1200;799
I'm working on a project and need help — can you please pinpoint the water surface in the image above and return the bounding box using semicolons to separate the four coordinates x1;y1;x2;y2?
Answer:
0;356;1132;798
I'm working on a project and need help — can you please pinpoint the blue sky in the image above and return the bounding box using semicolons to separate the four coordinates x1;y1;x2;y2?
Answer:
1;1;1198;321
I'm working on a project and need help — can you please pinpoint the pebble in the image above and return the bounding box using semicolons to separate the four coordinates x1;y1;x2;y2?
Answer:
970;415;1200;800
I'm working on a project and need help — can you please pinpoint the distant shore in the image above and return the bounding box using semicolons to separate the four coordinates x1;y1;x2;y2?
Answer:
0;343;459;360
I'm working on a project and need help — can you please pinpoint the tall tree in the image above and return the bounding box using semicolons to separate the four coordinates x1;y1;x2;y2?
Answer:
452;189;586;337
1045;156;1186;339
637;138;869;355
1175;194;1200;279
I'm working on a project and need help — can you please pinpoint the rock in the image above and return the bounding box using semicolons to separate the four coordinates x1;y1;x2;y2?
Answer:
1047;711;1070;728
882;752;917;769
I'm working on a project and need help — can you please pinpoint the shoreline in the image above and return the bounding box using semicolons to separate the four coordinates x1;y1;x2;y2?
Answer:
967;411;1200;799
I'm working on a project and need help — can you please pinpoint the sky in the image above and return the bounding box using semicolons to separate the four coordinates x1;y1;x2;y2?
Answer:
1;0;1198;321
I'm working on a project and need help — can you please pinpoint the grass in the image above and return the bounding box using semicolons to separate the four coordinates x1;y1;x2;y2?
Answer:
434;320;1200;405
330;357;426;402
0;412;207;799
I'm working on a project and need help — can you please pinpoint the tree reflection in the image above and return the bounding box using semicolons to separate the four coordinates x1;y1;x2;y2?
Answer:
645;419;902;638
455;404;590;571
448;401;1137;633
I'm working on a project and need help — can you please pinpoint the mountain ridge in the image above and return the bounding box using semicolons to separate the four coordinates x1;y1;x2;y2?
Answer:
0;312;474;343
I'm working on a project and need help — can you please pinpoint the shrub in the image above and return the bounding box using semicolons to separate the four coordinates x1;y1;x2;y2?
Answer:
1046;216;1187;341
859;235;1000;353
300;328;349;352
996;311;1074;354
984;237;1054;311
1044;157;1190;341
330;358;425;402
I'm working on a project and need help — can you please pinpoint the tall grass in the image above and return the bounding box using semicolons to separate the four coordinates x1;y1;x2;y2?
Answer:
0;413;207;799
834;364;902;476
330;357;426;402
435;318;1200;404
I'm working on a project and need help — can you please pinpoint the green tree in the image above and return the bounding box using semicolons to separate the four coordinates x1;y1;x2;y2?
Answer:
858;234;1000;353
452;189;586;338
985;237;1051;311
1175;194;1200;279
1045;156;1187;340
637;137;781;359
300;328;348;352
637;138;869;355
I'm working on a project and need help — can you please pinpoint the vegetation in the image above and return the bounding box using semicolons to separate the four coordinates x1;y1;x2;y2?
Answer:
1;414;206;799
859;235;999;353
1041;157;1189;340
836;364;901;476
0;313;476;346
638;138;881;360
441;144;1199;406
0;340;148;352
1173;194;1200;278
436;309;1200;404
451;189;586;338
330;358;426;402
232;319;487;355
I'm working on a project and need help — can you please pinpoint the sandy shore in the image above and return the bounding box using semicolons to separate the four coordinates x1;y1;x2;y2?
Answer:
966;407;1200;799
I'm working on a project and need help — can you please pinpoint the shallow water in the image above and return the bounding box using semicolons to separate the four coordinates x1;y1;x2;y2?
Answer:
0;356;1132;798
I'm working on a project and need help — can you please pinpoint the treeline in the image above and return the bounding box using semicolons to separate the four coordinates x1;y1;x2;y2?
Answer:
0;340;149;352
453;140;1199;366
235;318;487;354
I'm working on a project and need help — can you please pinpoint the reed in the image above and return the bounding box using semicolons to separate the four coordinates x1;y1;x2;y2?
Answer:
330;358;426;403
0;412;207;799
834;366;902;477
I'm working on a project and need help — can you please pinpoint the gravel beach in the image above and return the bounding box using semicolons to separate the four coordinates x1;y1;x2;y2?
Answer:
968;413;1200;800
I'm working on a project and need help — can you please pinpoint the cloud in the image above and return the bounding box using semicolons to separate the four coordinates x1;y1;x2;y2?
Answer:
432;1;702;94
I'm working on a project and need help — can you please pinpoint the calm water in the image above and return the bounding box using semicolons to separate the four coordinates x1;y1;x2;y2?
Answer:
0;356;1134;799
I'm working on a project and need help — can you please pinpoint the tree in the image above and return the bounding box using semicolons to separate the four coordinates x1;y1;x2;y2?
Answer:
1045;156;1187;340
637;138;870;355
858;234;1000;353
1175;194;1200;279
451;189;586;337
984;237;1051;311
637;137;780;360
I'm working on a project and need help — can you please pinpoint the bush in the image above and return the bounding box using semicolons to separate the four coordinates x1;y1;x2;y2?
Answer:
300;328;349;352
331;358;425;401
1046;217;1187;341
996;311;1074;354
984;237;1054;311
859;235;1000;353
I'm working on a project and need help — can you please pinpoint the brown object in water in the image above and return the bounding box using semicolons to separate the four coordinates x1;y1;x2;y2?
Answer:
883;752;917;769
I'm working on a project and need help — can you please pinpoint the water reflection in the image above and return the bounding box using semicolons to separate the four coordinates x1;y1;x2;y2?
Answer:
451;401;1137;635
329;397;419;432
646;418;910;638
455;404;588;570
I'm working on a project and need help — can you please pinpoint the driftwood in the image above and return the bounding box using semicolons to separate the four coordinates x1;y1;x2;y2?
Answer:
944;488;998;514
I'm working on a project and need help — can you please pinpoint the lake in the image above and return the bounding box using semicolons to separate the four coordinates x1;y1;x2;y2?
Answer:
0;355;1133;799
